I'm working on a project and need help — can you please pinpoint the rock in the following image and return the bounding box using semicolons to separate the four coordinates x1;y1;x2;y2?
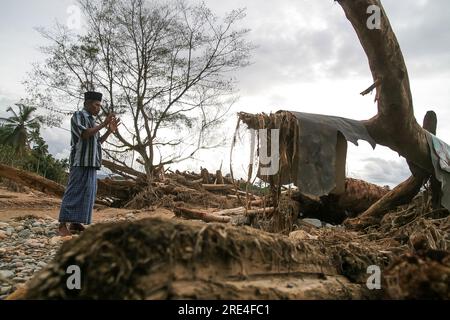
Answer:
1;286;12;295
49;236;62;245
0;230;7;240
301;218;322;228
0;270;15;279
25;239;42;247
37;261;47;268
289;230;318;241
32;222;42;227
12;277;26;282
18;230;32;238
31;227;45;234
0;222;9;228
6;227;14;236
15;226;24;232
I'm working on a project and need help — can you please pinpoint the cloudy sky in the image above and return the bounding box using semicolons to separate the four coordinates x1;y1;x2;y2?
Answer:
1;0;449;187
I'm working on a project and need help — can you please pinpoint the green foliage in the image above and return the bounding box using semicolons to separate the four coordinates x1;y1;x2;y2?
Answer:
0;124;69;185
0;103;44;154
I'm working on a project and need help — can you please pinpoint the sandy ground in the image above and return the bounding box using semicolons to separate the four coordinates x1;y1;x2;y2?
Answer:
0;186;175;223
0;184;178;299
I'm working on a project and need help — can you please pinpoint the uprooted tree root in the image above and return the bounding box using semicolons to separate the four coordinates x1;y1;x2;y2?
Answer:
123;182;241;210
24;216;392;300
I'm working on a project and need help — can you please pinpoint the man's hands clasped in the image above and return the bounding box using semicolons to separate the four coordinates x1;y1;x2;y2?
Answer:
103;113;121;133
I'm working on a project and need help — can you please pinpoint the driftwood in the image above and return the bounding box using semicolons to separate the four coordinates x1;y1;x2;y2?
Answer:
213;206;275;216
174;206;276;223
102;159;145;180
174;206;232;223
202;184;234;191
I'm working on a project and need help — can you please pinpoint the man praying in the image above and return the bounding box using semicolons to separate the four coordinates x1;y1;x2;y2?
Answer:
58;91;120;236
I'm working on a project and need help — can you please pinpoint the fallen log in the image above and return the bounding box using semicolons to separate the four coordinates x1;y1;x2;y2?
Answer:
97;178;136;200
212;206;275;216
290;178;389;224
102;159;145;179
23;217;385;299
174;206;231;223
202;184;234;191
337;178;390;214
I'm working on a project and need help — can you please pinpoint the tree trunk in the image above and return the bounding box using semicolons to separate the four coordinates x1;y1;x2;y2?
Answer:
337;0;433;173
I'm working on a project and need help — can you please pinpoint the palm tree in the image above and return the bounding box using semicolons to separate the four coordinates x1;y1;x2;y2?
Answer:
0;103;44;154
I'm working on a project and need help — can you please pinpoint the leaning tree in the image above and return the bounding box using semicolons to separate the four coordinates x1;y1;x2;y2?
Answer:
237;0;448;228
26;0;251;178
335;0;446;226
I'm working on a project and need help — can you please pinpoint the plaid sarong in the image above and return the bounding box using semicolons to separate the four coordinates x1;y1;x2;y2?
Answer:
59;166;97;224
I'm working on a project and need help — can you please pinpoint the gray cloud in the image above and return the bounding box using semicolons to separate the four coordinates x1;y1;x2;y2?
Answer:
0;96;17;116
231;0;450;97
359;157;411;187
40;118;71;159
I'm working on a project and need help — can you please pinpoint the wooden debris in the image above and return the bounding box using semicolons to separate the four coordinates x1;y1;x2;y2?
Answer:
174;206;231;223
202;184;234;191
215;170;224;184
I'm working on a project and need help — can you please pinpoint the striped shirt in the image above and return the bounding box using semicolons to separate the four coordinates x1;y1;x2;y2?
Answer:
69;109;102;169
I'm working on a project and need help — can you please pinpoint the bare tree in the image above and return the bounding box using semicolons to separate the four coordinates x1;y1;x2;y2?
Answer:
26;0;251;178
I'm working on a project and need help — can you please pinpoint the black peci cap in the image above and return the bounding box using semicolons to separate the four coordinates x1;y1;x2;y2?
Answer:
84;91;102;102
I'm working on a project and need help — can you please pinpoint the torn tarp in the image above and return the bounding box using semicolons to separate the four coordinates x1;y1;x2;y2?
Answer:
290;112;376;196
257;111;376;197
425;132;450;210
